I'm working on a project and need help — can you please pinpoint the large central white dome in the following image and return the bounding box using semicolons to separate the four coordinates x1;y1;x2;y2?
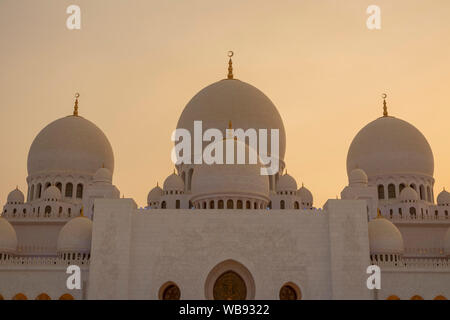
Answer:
347;116;434;178
27;115;114;177
176;79;286;162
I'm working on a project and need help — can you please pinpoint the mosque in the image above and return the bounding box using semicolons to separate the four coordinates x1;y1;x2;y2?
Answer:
0;55;449;300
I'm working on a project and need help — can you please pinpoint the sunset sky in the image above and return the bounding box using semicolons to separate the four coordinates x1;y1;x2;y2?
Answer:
1;0;449;208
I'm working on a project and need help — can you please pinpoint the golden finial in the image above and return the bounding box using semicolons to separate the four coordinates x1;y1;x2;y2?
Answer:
73;93;80;116
382;93;388;117
227;51;234;79
228;120;232;130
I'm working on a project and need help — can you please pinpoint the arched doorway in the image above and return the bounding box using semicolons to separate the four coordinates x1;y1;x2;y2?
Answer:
213;271;247;300
205;259;255;300
59;293;74;300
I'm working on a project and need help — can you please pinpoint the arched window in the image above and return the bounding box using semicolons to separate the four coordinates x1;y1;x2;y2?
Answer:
35;293;51;300
246;201;251;209
202;202;206;209
45;182;51;189
399;208;402;217
76;184;83;199
388;184;396;199
30;185;35;201
279;282;301;300
218;200;224;209
409;207;416;218
37;183;42;199
419;185;425;200
161;201;166;209
65;183;73;197
410;183;416;191
210;201;215;209
268;201;272;209
59;294;74;300
237;200;243;209
427;186;432;202
294;201;299;209
159;282;181;300
377;185;385;199
280;200;285;209
445;210;448;218
213;271;247;300
56;182;62;192
176;200;181;209
45;206;51;217
227;199;234;209
399;183;406;193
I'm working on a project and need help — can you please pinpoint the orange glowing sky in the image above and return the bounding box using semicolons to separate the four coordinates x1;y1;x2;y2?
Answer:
1;0;449;208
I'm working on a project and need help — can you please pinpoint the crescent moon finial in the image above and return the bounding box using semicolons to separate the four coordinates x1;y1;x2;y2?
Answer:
382;93;388;117
73;92;80;116
227;51;234;79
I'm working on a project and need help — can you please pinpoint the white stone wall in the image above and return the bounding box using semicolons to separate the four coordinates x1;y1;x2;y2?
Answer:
88;198;372;300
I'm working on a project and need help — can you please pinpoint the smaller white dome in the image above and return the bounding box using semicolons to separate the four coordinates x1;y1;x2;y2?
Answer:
443;228;450;256
0;217;18;253
348;168;368;186
42;186;62;201
437;189;450;206
277;173;297;192
93;167;112;184
298;185;313;206
399;186;419;202
57;216;92;254
368;218;404;254
163;173;184;192
147;184;163;205
7;188;24;204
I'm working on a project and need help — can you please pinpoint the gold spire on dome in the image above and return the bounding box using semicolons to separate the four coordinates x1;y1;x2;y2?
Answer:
227;51;234;79
382;93;388;117
73;93;80;116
